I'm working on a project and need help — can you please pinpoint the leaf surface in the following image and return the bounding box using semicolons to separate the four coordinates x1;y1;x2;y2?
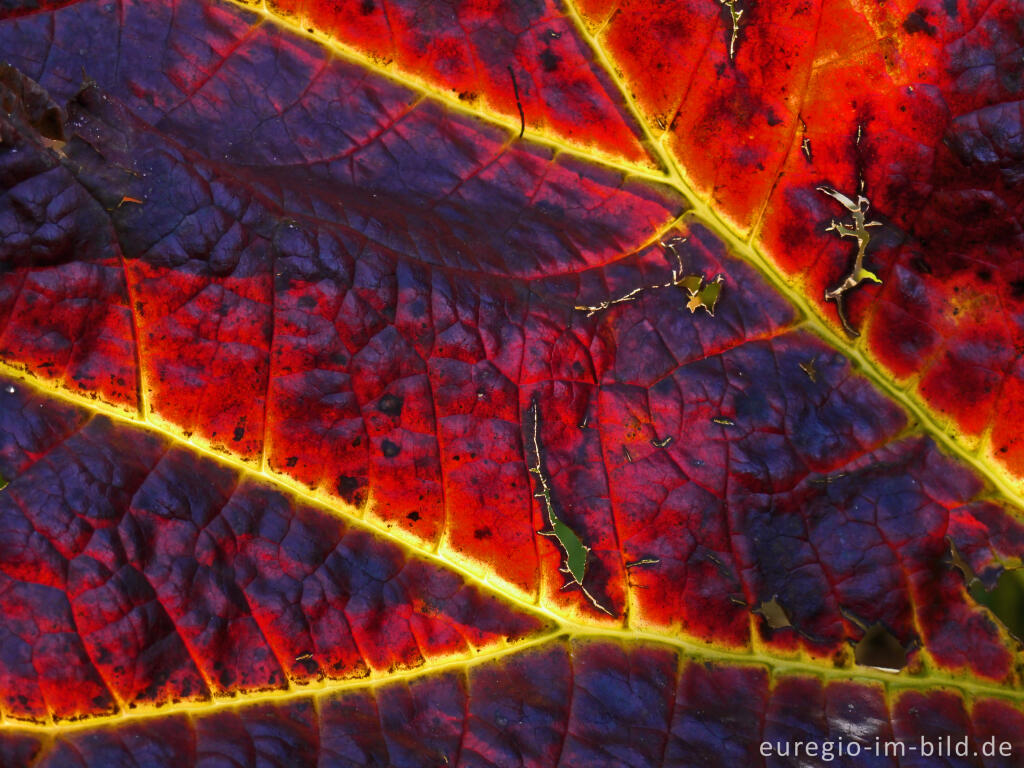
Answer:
575;0;1024;485
1;0;1023;763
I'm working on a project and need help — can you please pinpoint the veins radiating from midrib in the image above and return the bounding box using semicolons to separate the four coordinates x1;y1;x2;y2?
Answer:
5;372;1024;737
553;0;1024;510
220;0;1024;509
2;0;1023;732
6;620;1024;736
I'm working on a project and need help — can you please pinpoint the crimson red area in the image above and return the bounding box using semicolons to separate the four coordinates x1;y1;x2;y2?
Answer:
9;638;1024;766
756;0;1024;471
0;377;546;722
575;0;822;231
585;0;1024;480
2;0;1024;756
0;67;137;411
0;0;1021;671
0;2;684;598
253;0;653;165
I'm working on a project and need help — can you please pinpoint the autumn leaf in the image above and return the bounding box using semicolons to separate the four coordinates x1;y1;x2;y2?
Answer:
1;0;1023;764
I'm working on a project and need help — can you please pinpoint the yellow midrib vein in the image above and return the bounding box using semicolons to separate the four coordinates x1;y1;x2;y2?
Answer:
3;0;1024;734
222;0;1024;512
2;366;1024;737
557;0;1024;511
5;621;1024;735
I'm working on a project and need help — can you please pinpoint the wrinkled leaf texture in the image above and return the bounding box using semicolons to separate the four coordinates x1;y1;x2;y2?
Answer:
0;0;1023;764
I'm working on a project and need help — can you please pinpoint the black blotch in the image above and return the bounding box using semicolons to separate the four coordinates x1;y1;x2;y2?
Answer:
377;394;403;415
976;268;992;283
942;0;958;16
1010;278;1024;299
360;0;374;13
474;527;492;540
233;427;245;442
407;511;421;522
336;475;367;506
286;456;298;467
297;295;316;308
540;47;561;72
382;439;401;458
902;8;937;36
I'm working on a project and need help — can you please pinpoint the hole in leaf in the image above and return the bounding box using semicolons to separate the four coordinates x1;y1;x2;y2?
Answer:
754;596;792;630
948;538;1024;640
853;623;907;673
969;569;1024;641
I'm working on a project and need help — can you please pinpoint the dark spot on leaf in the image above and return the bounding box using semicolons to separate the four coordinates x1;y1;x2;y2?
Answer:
286;456;298;467
474;527;492;540
360;0;374;14
382;439;401;457
377;394;403;415
407;511;420;522
539;47;560;72
336;475;367;506
233;427;244;442
902;8;937;36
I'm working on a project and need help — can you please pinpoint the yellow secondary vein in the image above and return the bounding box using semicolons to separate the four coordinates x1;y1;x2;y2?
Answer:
1;0;1023;735
557;0;1024;510
4;621;1024;736
222;0;1024;510
1;366;1023;738
224;0;665;176
0;632;562;735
